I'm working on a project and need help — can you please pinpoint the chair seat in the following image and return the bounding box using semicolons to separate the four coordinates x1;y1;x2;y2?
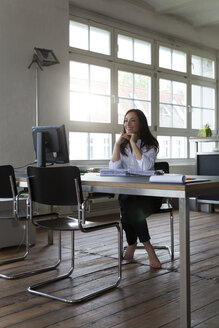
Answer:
33;216;80;231
33;215;119;231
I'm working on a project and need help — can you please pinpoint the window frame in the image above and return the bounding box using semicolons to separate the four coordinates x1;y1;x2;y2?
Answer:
68;15;217;166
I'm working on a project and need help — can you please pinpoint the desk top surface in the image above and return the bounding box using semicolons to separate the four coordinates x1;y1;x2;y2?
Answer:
16;171;219;198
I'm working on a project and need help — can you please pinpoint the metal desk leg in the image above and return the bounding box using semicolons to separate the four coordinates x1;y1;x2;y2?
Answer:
179;198;191;328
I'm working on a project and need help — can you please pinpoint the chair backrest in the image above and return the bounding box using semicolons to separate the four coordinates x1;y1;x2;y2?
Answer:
27;166;83;206
154;161;169;174
0;165;17;198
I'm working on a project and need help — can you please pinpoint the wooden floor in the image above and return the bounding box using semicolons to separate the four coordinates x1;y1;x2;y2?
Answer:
0;210;219;328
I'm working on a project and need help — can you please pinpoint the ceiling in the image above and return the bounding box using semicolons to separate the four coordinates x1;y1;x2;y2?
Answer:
69;0;219;49
139;0;219;28
70;0;219;29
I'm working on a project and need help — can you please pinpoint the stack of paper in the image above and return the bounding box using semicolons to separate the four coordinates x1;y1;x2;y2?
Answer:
149;174;186;184
100;168;156;176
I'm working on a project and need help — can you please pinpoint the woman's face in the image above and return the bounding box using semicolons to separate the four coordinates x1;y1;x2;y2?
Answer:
124;111;140;135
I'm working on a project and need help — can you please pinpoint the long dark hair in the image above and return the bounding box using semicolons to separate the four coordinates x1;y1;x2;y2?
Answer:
120;109;159;156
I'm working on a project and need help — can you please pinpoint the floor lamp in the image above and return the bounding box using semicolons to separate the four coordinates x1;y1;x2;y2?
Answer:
28;48;59;126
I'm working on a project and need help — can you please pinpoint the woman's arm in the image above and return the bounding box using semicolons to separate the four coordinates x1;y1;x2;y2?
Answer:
130;134;156;170
111;133;130;162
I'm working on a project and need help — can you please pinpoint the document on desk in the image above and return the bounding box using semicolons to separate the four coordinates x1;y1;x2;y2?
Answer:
149;174;209;184
100;168;156;176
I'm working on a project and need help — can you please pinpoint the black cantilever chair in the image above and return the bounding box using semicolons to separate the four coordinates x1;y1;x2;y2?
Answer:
123;161;174;261
26;165;122;303
0;165;60;279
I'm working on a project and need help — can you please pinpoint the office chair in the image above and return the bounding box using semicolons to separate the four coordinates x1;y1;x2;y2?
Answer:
123;161;174;261
0;165;61;279
26;165;122;303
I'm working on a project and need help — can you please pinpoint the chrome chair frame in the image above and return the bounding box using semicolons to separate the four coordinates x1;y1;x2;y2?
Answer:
0;165;61;280
26;166;122;303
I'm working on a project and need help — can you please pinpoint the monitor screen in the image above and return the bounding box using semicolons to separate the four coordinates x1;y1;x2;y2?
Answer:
32;124;69;167
197;153;219;175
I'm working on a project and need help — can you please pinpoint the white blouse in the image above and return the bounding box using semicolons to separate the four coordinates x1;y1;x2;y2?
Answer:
109;139;157;171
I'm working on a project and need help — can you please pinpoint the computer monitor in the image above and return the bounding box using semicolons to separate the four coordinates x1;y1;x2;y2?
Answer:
197;153;219;175
32;124;69;167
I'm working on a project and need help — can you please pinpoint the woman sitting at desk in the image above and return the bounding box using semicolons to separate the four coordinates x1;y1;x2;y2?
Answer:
109;109;162;268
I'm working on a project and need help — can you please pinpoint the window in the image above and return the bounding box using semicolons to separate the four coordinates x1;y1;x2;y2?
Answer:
191;85;215;130
69;20;110;55
157;136;187;159
118;71;151;125
70;61;111;123
69;17;217;163
191;55;215;79
159;46;187;73
69;132;112;160
159;78;187;128
117;34;151;65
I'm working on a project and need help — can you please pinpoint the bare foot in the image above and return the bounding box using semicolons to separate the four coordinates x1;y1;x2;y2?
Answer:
123;242;137;260
143;241;161;268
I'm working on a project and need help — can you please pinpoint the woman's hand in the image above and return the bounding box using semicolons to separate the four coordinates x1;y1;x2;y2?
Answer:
116;133;130;146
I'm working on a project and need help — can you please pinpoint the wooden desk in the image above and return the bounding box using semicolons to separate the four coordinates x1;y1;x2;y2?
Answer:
81;173;219;328
16;172;219;328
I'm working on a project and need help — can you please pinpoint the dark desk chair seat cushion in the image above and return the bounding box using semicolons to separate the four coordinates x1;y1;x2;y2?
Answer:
26;165;122;303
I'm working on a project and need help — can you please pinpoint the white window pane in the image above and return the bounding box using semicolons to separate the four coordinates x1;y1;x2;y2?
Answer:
202;87;215;109
172;81;186;106
69;132;112;160
70;92;89;121
191;107;201;129
69;21;88;50
159;104;172;128
136;101;151;126
191;55;201;76
157;136;187;158
172;50;186;72
70;61;89;92
134;39;151;64
159;46;171;69
157;136;170;158
118;99;134;124
203;58;215;79
69;132;88;160
203;109;214;129
70;93;110;123
159;79;171;103
90;133;112;159
192;55;215;79
159;79;186;128
118;71;133;98
134;74;151;101
118;35;132;61
118;71;151;124
90;66;111;95
90;95;111;123
172;137;187;158
173;105;186;128
189;142;196;158
192;85;201;107
90;26;110;55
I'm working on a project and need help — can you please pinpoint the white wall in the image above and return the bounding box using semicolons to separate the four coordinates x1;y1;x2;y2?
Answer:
0;0;69;167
